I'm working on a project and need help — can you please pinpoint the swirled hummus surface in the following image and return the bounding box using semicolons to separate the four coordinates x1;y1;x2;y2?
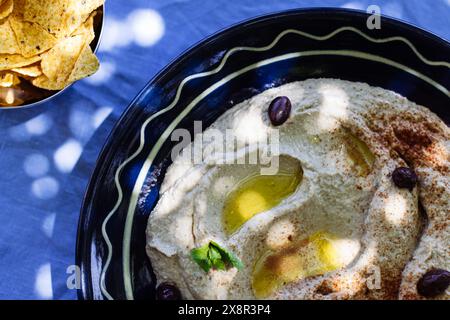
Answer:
146;78;449;300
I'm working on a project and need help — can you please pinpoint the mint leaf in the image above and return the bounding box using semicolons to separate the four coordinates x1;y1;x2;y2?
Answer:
208;245;225;270
210;241;243;270
190;241;243;273
190;243;212;272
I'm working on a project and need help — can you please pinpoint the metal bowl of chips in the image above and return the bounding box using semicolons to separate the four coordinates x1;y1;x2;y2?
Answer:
0;1;104;110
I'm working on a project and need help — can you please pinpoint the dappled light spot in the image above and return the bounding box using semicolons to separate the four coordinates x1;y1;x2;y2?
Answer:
426;140;449;168
92;106;113;129
328;238;361;267
84;61;116;85
384;192;408;225
8;125;31;141
25;114;53;136
34;263;53;299
99;17;133;52
341;2;364;10
4;88;14;105
23;153;49;178
69;108;95;142
266;219;296;250
233;105;268;145
317;84;348;132
99;8;165;52
128;9;165;47
157;167;205;216
53;139;82;173
42;213;56;238
8;114;53;141
32;176;59;199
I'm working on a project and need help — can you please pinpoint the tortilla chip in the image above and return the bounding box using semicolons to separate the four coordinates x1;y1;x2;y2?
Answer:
0;53;41;71
12;63;42;77
68;45;99;83
72;11;96;44
32;74;66;90
0;18;20;54
24;0;103;38
11;0;25;17
0;0;13;20
68;0;103;29
34;43;99;91
23;0;69;37
0;71;20;87
41;34;85;83
9;17;58;57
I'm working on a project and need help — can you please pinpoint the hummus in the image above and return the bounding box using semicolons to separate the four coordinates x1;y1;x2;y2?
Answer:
146;78;449;300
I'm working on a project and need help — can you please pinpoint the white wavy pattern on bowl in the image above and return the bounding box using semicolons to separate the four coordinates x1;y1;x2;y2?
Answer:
98;25;450;300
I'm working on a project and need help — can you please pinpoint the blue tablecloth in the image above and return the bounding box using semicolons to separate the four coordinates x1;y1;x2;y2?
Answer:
0;0;448;299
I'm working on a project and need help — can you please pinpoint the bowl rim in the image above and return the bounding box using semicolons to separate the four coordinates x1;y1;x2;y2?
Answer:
0;4;106;111
76;7;450;300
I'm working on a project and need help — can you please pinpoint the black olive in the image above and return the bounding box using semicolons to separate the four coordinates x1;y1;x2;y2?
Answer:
417;269;450;298
392;167;418;190
268;96;291;126
156;282;182;300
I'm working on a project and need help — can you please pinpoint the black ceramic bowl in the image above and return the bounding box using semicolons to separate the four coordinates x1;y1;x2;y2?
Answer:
76;8;450;300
